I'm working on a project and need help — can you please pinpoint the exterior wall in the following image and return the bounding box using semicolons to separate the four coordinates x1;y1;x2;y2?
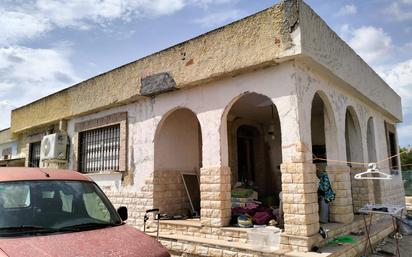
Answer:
294;60;405;215
61;60;404;250
17;124;60;167
66;62;299;227
299;1;402;122
0;129;20;163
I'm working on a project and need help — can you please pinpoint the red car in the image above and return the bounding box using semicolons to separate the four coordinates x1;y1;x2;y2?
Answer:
0;168;169;257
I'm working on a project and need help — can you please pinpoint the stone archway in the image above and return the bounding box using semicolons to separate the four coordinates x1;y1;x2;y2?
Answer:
153;108;202;217
345;107;370;212
225;92;283;216
310;92;337;224
367;117;382;204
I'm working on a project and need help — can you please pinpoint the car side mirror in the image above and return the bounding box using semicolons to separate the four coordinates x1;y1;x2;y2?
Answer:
117;206;128;221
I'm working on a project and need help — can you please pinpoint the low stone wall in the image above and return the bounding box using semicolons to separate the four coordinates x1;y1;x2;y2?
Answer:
159;222;248;243
103;177;154;228
153;170;192;216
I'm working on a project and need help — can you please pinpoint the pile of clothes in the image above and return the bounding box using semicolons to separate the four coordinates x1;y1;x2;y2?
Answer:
230;186;281;228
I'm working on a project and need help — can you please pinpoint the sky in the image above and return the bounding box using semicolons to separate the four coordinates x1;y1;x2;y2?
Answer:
0;0;411;145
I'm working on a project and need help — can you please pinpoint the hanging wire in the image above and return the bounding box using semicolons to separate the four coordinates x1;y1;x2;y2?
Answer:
284;142;411;167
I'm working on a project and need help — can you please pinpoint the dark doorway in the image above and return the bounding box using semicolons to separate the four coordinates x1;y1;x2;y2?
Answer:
237;125;259;184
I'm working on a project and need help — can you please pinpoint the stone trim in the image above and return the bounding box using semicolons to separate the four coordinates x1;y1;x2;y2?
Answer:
74;112;127;132
281;162;319;238
27;133;44;144
73;112;128;173
200;166;231;227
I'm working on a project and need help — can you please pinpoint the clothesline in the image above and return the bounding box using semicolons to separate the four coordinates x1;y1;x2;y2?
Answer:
312;148;410;166
283;142;411;167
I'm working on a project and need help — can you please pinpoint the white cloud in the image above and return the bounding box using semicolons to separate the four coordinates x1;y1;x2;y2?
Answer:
0;0;231;46
337;4;357;16
0;100;15;130
0;0;233;130
398;124;412;146
377;59;412;99
0;11;50;45
341;25;393;65
33;0;187;27
194;10;243;27
377;59;412;145
385;2;412;21
0;46;80;130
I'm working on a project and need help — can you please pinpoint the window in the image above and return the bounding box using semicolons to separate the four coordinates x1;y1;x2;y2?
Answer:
385;122;399;172
78;124;120;173
29;142;41;167
0;180;122;232
2;147;11;160
0;184;30;208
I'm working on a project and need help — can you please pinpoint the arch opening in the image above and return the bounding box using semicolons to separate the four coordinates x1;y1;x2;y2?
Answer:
367;117;382;204
153;108;202;217
226;93;283;211
310;93;333;224
345;107;364;212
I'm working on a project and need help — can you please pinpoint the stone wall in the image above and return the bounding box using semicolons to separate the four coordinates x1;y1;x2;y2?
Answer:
153;170;192;216
104;177;154;228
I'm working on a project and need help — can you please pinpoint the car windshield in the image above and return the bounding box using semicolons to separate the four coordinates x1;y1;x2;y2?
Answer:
0;180;122;237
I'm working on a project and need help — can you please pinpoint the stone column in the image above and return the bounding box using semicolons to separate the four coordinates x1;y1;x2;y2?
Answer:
200;166;231;227
326;165;354;223
350;166;374;212
280;162;320;251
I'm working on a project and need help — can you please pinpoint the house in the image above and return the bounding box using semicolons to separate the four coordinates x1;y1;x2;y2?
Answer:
0;128;24;167
4;0;405;255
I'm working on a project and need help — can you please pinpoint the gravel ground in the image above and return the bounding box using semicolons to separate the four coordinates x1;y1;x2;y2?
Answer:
370;234;412;257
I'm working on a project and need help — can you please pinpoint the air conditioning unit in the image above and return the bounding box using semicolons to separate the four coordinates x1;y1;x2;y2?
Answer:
40;133;68;160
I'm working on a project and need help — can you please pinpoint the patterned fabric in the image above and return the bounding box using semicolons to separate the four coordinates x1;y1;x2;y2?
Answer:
318;172;335;203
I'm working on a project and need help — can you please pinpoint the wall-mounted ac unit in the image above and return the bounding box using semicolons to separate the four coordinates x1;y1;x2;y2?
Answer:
40;133;68;160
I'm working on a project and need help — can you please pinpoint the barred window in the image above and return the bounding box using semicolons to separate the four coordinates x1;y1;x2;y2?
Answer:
29;142;41;167
78;125;120;173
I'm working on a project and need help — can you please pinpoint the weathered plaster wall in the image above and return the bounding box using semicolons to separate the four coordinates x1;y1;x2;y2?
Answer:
299;1;402;122
0;129;12;144
65;62;302;228
295;60;405;208
66;63;299;189
154;108;201;172
11;1;298;133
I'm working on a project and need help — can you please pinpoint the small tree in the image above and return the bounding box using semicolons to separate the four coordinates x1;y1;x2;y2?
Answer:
400;146;412;170
400;146;412;196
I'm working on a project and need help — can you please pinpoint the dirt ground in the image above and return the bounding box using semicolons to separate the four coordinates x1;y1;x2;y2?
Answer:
370;235;412;257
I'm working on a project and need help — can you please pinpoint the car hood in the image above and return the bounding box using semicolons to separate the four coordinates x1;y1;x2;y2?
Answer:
0;225;169;257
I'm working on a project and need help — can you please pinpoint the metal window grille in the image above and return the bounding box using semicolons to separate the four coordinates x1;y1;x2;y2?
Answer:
78;124;120;173
29;142;41;167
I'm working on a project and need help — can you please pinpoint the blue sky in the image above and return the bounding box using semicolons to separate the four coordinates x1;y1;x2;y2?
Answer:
0;0;411;145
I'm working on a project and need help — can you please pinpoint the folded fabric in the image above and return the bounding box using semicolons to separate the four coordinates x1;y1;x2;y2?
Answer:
231;197;255;203
245;202;259;210
231;188;255;198
253;211;272;225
